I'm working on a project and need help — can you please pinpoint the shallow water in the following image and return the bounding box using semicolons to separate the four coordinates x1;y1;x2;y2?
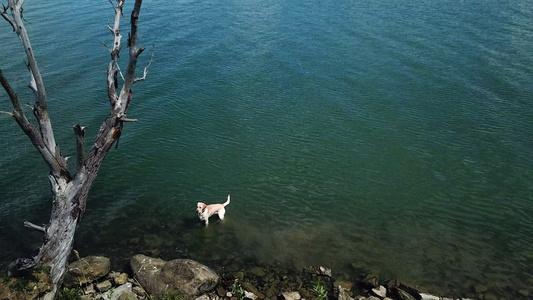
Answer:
1;1;533;298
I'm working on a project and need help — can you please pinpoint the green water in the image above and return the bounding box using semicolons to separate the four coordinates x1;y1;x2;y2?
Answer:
1;1;533;298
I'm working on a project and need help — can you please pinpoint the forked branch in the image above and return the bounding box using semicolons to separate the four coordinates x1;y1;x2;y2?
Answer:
0;0;69;179
105;0;144;116
133;36;156;84
0;3;16;30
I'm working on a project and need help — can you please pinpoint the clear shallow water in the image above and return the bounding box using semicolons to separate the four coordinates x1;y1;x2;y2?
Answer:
1;0;533;298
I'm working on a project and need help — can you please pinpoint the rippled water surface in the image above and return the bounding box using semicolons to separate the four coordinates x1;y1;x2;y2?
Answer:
1;1;533;298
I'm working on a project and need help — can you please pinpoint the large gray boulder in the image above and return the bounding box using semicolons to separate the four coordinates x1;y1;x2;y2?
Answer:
131;254;219;299
64;256;111;285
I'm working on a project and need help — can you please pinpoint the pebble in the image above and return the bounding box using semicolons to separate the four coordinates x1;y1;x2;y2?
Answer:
114;273;128;285
282;291;301;300
420;293;439;300
96;280;112;292
371;285;387;298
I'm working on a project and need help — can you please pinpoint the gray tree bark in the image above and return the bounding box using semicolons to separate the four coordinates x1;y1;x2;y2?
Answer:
1;0;146;299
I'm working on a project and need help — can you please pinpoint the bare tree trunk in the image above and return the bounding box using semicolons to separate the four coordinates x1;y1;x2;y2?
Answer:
1;0;147;299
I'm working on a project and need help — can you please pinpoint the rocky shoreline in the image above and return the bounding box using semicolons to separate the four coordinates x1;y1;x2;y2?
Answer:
0;254;527;300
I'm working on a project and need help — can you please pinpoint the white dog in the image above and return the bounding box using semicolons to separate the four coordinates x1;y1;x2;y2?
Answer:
196;194;231;225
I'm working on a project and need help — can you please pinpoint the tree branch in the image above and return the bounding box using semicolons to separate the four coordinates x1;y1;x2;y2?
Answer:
0;69;24;115
0;3;16;30
24;221;46;233
112;0;143;118
73;124;85;173
0;68;43;146
107;0;144;115
133;35;156;84
106;0;124;108
1;0;70;180
119;117;137;122
9;0;50;130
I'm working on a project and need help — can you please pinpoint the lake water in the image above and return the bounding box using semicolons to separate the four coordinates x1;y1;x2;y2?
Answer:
1;0;533;298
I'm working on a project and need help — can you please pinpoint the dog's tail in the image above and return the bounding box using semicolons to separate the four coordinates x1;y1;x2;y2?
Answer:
223;194;231;206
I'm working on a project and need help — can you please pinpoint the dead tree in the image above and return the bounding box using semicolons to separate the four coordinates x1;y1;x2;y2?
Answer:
0;0;147;298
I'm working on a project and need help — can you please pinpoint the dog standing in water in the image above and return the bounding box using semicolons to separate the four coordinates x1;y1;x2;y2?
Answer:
196;194;231;226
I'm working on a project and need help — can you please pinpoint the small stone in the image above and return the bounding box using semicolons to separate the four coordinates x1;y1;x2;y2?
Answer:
318;266;332;277
483;293;498;300
338;286;354;300
195;295;210;300
102;283;133;300
146;248;161;257
363;273;380;288
386;279;400;289
245;290;259;300
519;289;530;297
216;286;226;297
232;271;245;281
250;267;266;277
474;285;487;293
371;285;387;298
396;289;416;300
335;280;354;291
420;293;439;300
96;280;113;292
282;291;301;300
242;282;265;299
266;286;278;298
368;296;380;300
84;284;95;295
118;291;138;300
114;273;128;285
132;286;145;296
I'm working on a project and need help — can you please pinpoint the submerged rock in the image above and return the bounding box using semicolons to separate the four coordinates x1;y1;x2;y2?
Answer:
363;273;380;289
338;286;354;300
130;254;219;299
395;288;417;300
242;282;265;299
250;266;266;277
306;266;333;277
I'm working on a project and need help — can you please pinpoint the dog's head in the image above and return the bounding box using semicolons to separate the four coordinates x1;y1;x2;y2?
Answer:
196;202;206;213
